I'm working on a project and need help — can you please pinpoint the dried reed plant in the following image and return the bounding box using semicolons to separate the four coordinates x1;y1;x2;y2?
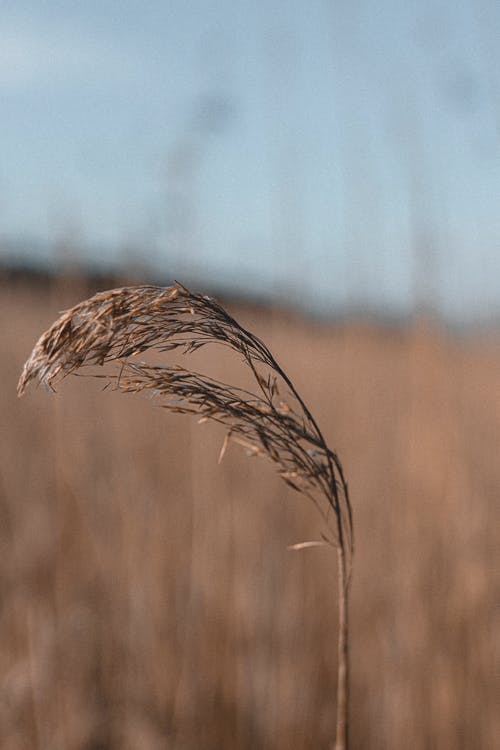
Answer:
18;282;353;750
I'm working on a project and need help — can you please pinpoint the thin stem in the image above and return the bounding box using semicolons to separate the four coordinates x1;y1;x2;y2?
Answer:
17;283;354;748
334;546;349;750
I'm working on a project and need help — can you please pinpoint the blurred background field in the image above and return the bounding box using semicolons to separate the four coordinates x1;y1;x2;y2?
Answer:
1;1;500;748
1;272;498;749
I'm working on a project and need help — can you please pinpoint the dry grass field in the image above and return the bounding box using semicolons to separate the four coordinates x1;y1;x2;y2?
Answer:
1;274;497;749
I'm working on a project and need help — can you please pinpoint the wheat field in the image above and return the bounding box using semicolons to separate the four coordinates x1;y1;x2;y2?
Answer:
1;274;497;749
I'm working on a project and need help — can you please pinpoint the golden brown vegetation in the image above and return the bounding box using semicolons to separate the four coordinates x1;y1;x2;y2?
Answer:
17;280;353;750
2;275;498;749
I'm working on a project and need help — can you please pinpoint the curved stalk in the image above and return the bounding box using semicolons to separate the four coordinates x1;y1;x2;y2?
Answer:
18;282;354;748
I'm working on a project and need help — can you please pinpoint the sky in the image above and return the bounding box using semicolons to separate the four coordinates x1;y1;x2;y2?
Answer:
1;1;499;320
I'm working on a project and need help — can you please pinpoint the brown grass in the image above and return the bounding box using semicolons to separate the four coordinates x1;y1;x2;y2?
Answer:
17;281;353;749
2;275;498;749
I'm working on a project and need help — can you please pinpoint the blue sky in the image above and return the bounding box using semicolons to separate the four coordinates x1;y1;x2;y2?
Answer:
1;1;499;319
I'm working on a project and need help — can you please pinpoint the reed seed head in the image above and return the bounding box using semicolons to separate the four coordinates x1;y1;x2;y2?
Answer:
18;282;353;563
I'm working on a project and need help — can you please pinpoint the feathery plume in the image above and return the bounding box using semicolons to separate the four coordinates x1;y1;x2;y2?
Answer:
18;282;353;749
